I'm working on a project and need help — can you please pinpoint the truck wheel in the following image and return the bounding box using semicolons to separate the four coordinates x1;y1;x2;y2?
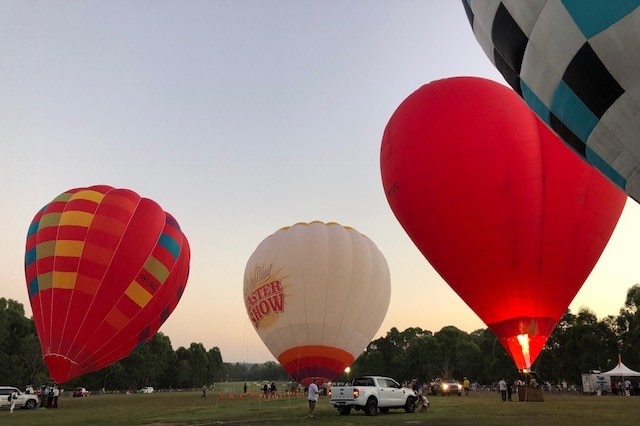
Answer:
364;398;378;416
25;399;37;409
404;396;417;413
337;405;351;415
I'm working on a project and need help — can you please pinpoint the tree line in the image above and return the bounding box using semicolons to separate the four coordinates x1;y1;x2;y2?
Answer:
2;284;640;391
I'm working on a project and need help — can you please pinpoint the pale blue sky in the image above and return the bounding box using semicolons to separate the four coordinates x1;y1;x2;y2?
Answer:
2;1;640;363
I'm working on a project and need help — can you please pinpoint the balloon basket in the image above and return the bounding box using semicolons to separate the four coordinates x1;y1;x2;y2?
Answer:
517;386;544;402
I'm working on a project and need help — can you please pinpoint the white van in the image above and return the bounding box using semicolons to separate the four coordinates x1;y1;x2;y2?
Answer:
139;386;154;394
581;371;611;394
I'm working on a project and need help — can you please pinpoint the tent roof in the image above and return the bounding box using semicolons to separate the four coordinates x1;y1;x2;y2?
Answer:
601;360;640;377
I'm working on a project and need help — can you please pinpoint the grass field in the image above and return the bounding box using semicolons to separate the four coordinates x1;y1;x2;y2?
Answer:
3;387;640;426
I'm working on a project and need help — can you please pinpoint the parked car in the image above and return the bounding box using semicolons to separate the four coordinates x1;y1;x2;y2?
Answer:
430;378;463;396
0;386;39;409
138;386;154;394
72;387;90;397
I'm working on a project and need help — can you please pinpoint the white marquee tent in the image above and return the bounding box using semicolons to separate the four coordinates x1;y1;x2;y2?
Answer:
601;358;640;377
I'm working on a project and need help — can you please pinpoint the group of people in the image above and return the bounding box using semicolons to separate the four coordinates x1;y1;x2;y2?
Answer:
497;376;544;401
497;378;517;401
612;379;636;396
262;382;278;397
38;384;60;408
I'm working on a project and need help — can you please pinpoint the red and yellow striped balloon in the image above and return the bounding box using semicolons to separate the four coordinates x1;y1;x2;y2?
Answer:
25;185;190;383
244;221;390;385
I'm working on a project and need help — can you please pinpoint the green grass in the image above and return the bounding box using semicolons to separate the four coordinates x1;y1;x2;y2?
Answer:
3;388;640;426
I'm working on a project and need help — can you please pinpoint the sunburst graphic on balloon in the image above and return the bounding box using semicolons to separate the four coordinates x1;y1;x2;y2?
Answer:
243;262;291;330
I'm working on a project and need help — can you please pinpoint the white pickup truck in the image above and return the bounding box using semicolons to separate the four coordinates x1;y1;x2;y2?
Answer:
329;376;417;416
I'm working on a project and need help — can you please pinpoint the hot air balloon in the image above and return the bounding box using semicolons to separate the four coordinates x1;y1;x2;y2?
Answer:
24;185;190;383
462;1;640;203
380;77;625;370
244;221;390;385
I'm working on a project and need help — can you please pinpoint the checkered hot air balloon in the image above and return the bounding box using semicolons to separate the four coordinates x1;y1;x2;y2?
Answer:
463;1;640;203
25;185;190;383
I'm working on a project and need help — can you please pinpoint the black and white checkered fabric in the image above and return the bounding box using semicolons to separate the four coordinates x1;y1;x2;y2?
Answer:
463;0;640;202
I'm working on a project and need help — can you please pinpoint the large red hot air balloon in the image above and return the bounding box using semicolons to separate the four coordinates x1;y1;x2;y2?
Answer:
380;77;625;370
24;185;190;383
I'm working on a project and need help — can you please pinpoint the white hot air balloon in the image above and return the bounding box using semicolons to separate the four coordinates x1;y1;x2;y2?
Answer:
243;221;391;385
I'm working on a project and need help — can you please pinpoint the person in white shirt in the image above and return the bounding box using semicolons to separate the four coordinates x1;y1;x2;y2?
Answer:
498;379;507;401
9;390;18;413
53;386;60;408
307;378;320;418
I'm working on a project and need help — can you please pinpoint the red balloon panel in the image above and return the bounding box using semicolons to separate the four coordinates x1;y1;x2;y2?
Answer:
278;345;353;385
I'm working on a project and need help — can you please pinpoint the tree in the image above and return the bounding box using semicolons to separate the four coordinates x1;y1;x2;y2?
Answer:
0;298;41;386
5;283;640;390
433;326;468;378
186;343;209;387
19;333;45;385
208;347;223;383
618;284;640;369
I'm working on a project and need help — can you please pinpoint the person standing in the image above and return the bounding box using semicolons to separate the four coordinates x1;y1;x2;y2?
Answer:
201;384;207;398
53;386;60;408
9;389;18;413
243;382;248;394
498;378;507;401
47;385;54;408
463;377;470;396
40;386;47;408
307;378;320;418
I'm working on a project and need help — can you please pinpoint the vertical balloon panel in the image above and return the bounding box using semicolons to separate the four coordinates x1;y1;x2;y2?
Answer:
244;221;390;384
25;185;190;383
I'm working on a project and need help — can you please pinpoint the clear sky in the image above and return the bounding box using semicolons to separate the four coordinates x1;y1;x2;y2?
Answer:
2;1;640;364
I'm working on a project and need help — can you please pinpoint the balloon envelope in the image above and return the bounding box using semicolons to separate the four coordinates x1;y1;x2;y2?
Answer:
463;1;640;203
380;77;625;369
244;221;390;385
25;185;190;382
